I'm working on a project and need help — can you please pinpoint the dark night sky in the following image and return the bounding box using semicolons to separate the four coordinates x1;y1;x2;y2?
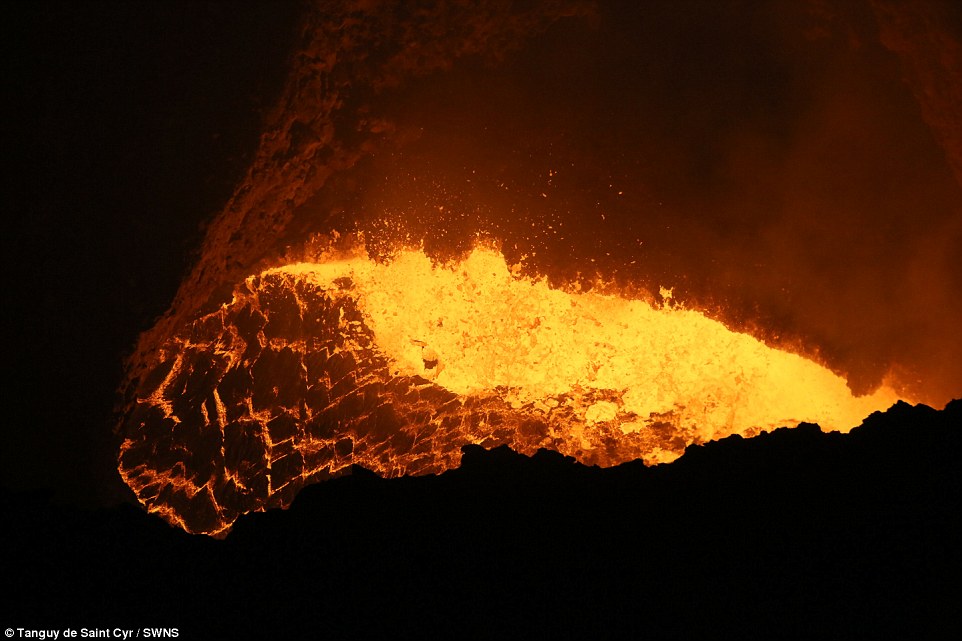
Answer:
5;0;962;508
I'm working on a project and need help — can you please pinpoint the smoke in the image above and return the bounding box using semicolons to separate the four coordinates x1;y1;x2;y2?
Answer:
347;0;962;406
677;0;962;404
125;0;962;415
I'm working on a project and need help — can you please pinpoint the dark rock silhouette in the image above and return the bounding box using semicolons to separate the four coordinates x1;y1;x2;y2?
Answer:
5;400;959;639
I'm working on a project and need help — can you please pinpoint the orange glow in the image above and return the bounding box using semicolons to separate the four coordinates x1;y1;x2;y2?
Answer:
119;239;903;536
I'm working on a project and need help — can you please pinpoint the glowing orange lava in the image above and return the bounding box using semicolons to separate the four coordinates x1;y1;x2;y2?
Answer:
119;242;903;535
302;245;900;441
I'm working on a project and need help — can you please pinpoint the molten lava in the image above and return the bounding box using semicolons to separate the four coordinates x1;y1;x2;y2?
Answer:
119;241;901;536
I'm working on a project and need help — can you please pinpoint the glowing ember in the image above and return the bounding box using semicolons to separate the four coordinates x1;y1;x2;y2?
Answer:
119;242;901;535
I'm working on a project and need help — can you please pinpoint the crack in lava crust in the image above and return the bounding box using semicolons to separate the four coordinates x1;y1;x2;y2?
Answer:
119;247;901;536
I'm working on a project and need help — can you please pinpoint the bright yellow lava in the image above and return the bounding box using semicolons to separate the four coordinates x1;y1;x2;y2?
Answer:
276;245;901;462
